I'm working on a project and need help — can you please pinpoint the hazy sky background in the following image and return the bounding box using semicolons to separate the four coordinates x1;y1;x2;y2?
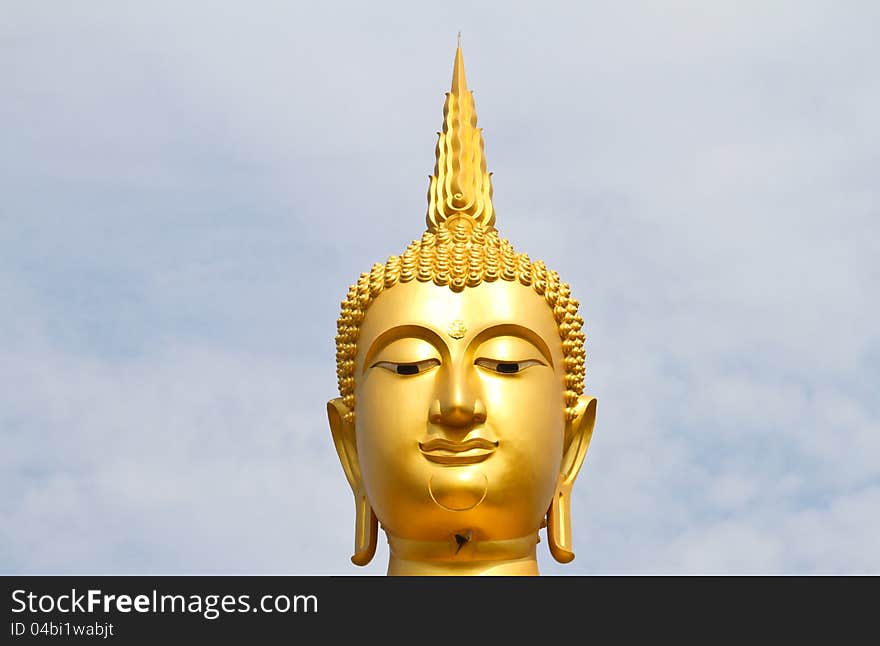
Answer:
2;0;878;574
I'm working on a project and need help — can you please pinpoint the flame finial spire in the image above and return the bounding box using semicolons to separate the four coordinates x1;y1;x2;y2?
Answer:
426;39;495;232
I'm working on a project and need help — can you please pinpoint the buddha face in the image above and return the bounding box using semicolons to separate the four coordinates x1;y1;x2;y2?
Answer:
350;278;569;543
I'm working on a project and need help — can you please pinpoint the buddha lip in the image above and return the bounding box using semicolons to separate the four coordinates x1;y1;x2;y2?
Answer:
419;437;498;464
419;437;499;452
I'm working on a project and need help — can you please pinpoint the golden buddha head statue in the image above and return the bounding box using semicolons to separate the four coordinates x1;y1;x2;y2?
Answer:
327;41;597;575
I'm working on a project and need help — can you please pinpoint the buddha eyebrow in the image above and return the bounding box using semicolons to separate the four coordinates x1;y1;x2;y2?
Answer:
361;325;448;375
468;324;554;368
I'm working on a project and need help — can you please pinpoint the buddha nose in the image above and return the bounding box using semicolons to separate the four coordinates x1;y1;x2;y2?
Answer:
430;397;487;427
429;361;486;428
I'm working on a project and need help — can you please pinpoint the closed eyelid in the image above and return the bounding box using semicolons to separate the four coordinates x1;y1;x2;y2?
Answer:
372;358;441;375
474;358;545;374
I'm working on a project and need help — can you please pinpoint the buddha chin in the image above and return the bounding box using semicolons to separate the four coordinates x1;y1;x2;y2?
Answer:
326;42;596;575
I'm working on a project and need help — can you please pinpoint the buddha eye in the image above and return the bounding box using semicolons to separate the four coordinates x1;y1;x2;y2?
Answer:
474;358;544;374
372;358;441;375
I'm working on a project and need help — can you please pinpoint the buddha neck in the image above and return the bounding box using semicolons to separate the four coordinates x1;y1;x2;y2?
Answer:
386;532;540;576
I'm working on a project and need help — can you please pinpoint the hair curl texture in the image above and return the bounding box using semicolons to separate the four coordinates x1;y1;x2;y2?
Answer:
335;218;586;424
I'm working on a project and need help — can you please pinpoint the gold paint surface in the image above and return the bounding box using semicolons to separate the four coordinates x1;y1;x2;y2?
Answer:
426;44;495;232
328;41;597;575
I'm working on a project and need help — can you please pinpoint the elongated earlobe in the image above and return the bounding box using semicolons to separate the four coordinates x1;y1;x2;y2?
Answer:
352;495;378;566
327;398;378;566
547;487;574;563
547;395;597;563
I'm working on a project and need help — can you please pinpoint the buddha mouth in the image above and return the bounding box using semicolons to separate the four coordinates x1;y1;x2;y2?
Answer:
418;436;498;465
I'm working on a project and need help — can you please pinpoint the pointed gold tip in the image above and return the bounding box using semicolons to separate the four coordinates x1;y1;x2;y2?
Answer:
426;39;495;232
451;35;467;95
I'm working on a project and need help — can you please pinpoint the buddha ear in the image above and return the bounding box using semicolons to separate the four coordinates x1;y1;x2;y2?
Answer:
327;398;362;494
561;395;597;483
327;398;378;566
547;395;597;563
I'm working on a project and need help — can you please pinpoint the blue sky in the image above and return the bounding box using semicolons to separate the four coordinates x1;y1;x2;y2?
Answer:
1;0;878;574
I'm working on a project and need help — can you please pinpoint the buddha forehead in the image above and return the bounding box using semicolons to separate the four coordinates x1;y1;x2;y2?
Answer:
355;279;564;372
